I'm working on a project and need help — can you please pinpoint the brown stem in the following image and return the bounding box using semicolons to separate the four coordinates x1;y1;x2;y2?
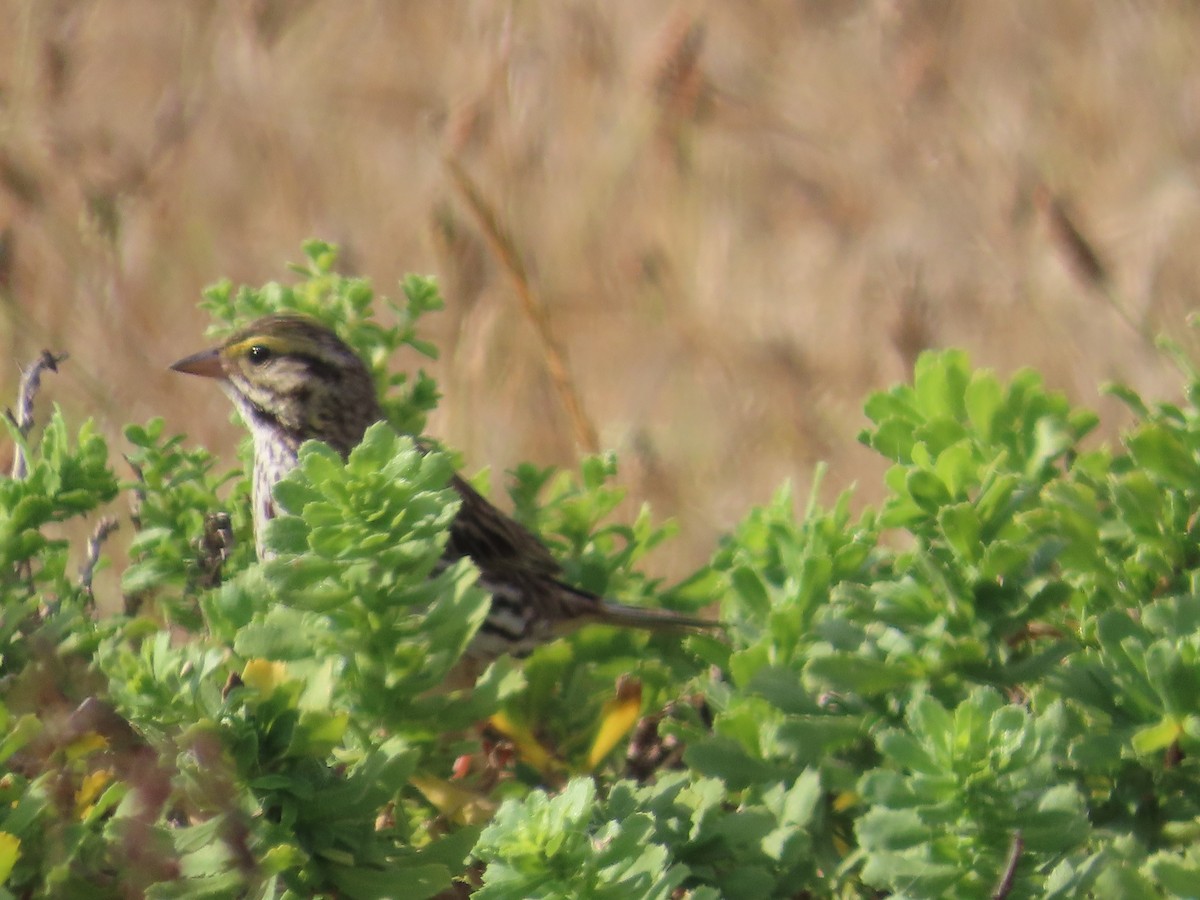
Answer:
79;516;119;602
991;830;1024;900
9;349;68;479
444;156;599;454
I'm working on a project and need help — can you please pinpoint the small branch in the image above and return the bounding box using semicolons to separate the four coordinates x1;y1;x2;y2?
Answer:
444;156;600;454
9;349;68;479
124;455;146;531
991;830;1024;900
79;516;119;601
1032;182;1152;348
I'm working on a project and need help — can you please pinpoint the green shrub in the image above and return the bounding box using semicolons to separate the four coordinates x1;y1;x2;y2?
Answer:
5;242;1200;897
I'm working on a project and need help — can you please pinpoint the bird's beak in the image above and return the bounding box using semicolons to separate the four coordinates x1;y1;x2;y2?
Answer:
170;347;226;379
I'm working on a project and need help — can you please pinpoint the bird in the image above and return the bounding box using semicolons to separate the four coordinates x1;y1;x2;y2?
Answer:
170;313;720;660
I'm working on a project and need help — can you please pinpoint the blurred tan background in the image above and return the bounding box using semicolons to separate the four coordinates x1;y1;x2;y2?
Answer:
2;1;1199;577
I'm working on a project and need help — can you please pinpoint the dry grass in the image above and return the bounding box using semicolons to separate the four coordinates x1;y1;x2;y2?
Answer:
3;1;1200;577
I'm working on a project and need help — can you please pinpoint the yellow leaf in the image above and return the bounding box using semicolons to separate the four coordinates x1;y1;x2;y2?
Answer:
488;711;562;777
75;768;113;818
832;790;858;812
65;731;109;762
587;676;643;771
241;659;288;695
409;775;497;826
0;832;18;884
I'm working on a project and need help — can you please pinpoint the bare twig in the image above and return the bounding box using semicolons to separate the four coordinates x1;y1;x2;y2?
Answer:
121;456;150;615
625;693;711;782
79;516;119;601
1034;183;1110;290
991;830;1024;900
444;156;600;454
9;349;68;479
1032;182;1152;348
124;455;146;530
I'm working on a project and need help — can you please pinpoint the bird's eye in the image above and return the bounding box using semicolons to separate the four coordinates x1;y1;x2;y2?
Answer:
247;344;272;366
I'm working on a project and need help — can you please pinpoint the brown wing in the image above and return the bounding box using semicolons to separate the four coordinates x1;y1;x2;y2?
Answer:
444;471;724;663
446;473;563;579
469;566;722;661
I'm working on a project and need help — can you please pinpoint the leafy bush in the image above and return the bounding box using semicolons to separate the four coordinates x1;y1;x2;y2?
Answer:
5;241;1200;897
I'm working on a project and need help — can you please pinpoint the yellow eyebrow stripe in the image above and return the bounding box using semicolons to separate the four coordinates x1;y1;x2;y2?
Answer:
226;335;290;357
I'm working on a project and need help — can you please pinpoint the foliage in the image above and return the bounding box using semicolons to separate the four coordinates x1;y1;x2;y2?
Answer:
6;243;1200;896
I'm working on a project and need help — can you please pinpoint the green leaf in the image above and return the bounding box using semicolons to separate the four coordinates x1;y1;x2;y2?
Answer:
1030;416;1075;471
938;503;982;564
904;468;951;512
912;349;969;421
805;654;917;695
1131;718;1181;754
876;730;941;776
1146;848;1200;896
234;608;326;661
329;863;450;900
730;566;770;618
684;736;785;789
1127;423;1200;488
0;716;42;764
857;807;928;852
934;441;978;497
964;370;1004;441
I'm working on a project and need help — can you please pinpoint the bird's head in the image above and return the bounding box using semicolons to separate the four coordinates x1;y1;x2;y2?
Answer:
170;313;381;454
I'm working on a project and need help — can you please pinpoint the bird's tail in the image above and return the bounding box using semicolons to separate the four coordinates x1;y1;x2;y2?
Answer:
555;580;722;635
595;598;722;632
